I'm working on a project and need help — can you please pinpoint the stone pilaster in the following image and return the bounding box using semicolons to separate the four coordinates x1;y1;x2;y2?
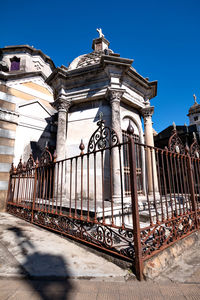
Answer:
107;88;124;200
52;97;71;161
142;106;158;194
108;88;124;142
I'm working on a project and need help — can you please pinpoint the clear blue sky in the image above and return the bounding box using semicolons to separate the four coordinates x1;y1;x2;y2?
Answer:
1;0;200;133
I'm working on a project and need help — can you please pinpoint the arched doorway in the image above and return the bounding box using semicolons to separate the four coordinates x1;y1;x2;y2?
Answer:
121;117;143;195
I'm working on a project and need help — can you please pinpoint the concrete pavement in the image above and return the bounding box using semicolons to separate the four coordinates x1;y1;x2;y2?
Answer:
0;277;200;300
0;213;129;279
0;212;200;299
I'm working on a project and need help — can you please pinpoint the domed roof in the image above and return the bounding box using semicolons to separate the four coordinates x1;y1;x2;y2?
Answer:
68;51;103;71
67;31;113;71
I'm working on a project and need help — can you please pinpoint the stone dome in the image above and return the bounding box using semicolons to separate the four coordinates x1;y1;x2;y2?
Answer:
68;51;103;71
68;34;114;71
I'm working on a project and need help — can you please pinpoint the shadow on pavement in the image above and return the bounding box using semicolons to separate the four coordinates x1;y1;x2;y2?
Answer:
8;226;73;300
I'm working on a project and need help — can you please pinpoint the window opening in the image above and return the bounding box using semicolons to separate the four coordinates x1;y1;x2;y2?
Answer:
10;56;20;71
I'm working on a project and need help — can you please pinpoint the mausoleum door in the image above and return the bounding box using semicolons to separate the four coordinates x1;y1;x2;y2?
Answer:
122;130;143;195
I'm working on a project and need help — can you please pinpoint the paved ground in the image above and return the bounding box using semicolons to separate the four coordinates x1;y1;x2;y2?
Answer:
0;212;200;299
0;278;200;300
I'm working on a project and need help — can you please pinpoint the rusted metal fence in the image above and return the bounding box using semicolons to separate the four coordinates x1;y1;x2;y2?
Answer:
6;121;200;281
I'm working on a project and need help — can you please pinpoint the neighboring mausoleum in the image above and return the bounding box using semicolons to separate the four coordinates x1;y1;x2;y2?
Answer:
0;45;56;209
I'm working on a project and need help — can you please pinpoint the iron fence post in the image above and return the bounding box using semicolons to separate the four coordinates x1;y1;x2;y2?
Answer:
31;160;38;223
6;163;13;207
128;136;144;280
186;152;199;229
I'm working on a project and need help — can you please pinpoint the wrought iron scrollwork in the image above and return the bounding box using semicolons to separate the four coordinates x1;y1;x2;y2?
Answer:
26;154;35;170
87;116;119;153
39;146;52;166
168;123;185;154
31;211;134;260
140;214;196;258
17;158;23;172
190;132;200;158
7;205;32;222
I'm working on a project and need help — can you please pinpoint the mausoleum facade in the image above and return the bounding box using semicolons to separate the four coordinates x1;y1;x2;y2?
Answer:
0;30;157;209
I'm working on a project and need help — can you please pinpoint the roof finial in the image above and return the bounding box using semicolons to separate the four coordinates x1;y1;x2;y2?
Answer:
193;94;197;104
97;28;104;38
99;111;103;121
193;132;197;140
172;121;176;131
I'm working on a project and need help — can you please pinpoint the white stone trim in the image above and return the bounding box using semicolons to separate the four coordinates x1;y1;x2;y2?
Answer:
122;91;145;109
7;76;53;94
0;91;21;104
0;163;11;172
0;108;19;124
0;128;16;139
0;181;8;190
7;82;53;102
64;87;107;103
0;145;14;155
18;99;56;116
18;122;48;131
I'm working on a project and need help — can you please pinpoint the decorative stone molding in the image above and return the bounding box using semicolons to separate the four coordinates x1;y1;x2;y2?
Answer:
107;88;124;103
141;106;154;119
52;97;71;112
0;108;19;124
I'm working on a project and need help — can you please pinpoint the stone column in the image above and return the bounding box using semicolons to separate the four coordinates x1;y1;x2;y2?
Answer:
107;88;124;201
52;97;71;161
52;97;71;206
142;106;158;194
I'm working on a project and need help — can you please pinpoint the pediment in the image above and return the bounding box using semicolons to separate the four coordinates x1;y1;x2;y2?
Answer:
18;100;54;119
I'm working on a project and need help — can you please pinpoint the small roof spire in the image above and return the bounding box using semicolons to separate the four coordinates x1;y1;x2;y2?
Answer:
97;28;104;38
92;28;110;52
193;93;197;104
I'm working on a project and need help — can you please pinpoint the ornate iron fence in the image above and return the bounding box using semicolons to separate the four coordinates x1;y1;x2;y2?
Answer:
6;120;200;281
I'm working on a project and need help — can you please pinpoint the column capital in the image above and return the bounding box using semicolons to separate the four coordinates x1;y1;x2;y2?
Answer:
141;106;154;118
52;97;71;112
107;88;125;103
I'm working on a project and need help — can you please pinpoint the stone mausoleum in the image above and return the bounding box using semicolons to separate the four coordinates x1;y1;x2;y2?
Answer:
0;30;157;210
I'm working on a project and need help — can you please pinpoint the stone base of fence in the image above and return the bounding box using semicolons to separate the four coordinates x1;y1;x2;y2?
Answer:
143;230;200;279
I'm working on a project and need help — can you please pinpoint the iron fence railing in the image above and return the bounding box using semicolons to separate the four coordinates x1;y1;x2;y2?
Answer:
6;132;200;280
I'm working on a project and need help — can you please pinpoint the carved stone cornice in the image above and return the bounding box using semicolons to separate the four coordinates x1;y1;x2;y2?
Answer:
107;88;125;103
51;97;71;112
141;106;154;118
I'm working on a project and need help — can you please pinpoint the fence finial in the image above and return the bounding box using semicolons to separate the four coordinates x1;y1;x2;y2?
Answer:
185;144;190;154
53;150;57;162
127;120;134;135
10;163;14;174
36;157;39;168
193;132;197;140
79;139;85;155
